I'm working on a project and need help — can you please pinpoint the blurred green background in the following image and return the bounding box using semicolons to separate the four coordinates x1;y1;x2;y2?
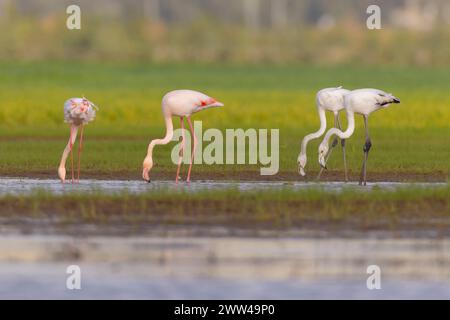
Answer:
0;0;449;65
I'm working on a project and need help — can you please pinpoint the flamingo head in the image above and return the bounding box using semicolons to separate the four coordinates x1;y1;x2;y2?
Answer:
142;156;153;182
318;143;329;170
297;154;307;176
58;166;66;183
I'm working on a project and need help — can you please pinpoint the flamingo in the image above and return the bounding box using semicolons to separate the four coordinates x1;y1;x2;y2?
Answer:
58;97;98;183
318;88;400;186
297;87;351;180
142;89;223;183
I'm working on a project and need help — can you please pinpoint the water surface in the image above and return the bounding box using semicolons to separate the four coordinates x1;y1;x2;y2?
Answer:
0;235;449;299
0;178;446;195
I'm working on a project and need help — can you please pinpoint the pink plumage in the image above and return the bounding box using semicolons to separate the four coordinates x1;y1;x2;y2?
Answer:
161;90;224;117
64;97;98;126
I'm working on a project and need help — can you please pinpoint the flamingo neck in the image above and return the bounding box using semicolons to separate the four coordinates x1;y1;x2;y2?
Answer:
59;125;79;168
147;112;174;160
323;108;355;146
300;107;327;158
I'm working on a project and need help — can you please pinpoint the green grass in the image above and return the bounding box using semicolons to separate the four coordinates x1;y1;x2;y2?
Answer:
1;185;449;233
0;62;449;179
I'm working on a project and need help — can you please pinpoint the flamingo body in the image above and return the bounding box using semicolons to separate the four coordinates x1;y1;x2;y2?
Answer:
342;88;399;116
162;90;224;117
316;87;351;112
64;98;97;126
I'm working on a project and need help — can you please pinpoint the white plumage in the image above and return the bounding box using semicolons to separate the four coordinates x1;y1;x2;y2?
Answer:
342;88;399;116
316;86;350;113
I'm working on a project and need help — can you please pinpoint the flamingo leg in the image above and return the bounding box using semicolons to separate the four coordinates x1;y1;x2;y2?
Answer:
76;125;84;183
70;126;75;184
316;113;340;181
336;115;349;182
186;117;197;183
175;117;185;184
359;115;372;186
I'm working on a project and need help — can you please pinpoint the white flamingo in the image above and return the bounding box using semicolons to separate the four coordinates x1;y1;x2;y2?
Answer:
318;88;400;185
142;90;223;183
298;87;351;180
58;97;98;183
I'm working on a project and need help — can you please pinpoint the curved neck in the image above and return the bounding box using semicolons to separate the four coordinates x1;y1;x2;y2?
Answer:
147;112;174;160
323;108;355;145
59;125;79;168
300;107;327;157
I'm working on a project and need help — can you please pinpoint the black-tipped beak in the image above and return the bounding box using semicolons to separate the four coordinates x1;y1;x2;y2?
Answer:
393;98;400;103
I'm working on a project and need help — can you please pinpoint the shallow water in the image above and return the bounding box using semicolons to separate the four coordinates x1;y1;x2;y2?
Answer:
0;235;449;299
0;177;446;195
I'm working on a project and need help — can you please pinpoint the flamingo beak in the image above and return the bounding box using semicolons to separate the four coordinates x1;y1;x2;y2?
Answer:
58;167;66;183
319;155;327;170
209;101;224;108
298;164;306;176
142;167;151;183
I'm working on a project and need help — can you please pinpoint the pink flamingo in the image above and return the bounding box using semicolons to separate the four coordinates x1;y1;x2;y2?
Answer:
142;90;223;183
58;97;98;183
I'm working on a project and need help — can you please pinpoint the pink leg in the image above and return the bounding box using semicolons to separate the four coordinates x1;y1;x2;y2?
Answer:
77;125;84;183
175;117;185;183
186;117;197;183
70;126;75;184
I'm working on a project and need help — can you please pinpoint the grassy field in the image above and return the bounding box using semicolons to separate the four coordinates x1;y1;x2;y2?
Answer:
1;185;449;234
0;62;449;181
